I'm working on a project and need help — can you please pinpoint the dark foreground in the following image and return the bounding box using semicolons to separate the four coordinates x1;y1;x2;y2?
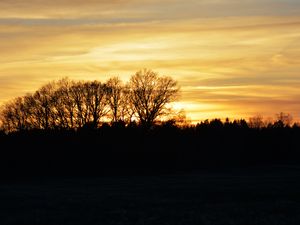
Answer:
1;165;300;225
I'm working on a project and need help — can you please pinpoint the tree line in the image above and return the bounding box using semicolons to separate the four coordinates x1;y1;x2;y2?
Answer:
0;69;179;132
0;68;298;133
1;117;300;177
0;67;299;176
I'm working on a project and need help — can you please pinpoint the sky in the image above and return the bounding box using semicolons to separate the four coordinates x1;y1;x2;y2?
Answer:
0;0;300;122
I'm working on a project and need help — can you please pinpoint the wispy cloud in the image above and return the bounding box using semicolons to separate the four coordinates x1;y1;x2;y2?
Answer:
0;1;300;120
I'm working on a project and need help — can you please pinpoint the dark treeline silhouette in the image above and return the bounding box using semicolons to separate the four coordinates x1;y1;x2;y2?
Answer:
0;119;300;178
0;70;300;177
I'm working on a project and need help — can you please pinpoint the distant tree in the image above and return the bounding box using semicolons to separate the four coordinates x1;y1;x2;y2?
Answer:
232;119;248;129
122;84;136;124
85;81;109;128
210;119;223;129
0;70;181;132
106;77;131;123
276;112;293;127
239;119;249;129
30;82;57;129
249;115;264;129
0;97;26;132
264;117;274;128
68;81;85;128
293;122;300;129
69;81;109;128
128;69;179;128
52;78;76;129
166;109;190;127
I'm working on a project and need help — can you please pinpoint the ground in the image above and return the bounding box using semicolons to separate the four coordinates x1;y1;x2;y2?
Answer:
1;165;300;225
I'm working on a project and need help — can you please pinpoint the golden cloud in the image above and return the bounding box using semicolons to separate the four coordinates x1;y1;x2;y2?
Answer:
0;7;300;121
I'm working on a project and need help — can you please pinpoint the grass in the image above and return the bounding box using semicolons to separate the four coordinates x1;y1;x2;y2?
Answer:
1;165;300;225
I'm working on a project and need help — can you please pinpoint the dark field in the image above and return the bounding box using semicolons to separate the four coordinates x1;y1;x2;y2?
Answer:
1;165;300;225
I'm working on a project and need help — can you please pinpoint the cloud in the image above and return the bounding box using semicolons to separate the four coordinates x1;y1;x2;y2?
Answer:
0;0;299;21
0;0;135;18
0;1;300;121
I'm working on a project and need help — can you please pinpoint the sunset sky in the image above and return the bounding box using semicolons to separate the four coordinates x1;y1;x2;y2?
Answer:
1;0;300;122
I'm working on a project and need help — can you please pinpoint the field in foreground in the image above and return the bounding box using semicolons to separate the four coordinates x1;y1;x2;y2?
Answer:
1;165;300;225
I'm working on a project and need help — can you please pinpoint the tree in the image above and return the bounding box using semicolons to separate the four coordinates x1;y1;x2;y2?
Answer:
106;79;135;124
0;70;181;132
249;115;264;129
164;109;190;127
67;81;109;129
128;69;179;128
0;97;27;132
85;81;109;128
276;112;293;127
51;78;76;129
106;77;127;123
29;82;57;129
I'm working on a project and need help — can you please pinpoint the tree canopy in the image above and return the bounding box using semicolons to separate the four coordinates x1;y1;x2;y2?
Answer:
0;69;180;132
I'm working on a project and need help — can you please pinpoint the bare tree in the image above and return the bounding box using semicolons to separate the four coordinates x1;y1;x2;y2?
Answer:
106;77;123;123
86;81;109;128
51;78;77;129
122;84;136;124
248;115;264;129
69;81;109;128
23;94;40;129
128;69;179;128
69;81;85;128
0;71;181;132
276;112;293;127
170;109;190;127
0;98;25;132
30;82;56;129
106;77;134;124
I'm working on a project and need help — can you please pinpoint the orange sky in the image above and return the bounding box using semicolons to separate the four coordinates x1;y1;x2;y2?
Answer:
1;0;300;122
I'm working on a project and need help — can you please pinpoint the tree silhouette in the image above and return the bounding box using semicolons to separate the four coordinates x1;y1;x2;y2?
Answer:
84;81;109;128
129;69;179;128
31;82;56;129
0;69;180;131
51;78;76;129
0;97;26;132
106;77;129;123
2;70;297;133
276;112;293;127
249;115;264;129
67;81;109;129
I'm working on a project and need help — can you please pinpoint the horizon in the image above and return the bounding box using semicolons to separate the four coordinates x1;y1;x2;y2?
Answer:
1;0;300;121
